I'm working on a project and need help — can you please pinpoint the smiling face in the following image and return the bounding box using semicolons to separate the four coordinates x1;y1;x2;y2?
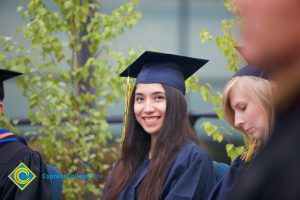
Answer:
229;84;266;140
134;83;166;135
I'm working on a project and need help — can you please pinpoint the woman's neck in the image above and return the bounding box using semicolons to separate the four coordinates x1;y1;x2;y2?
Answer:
148;134;159;160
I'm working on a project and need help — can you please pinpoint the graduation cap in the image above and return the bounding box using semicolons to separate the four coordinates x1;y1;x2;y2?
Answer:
233;65;269;80
0;69;22;101
119;51;209;95
119;51;208;141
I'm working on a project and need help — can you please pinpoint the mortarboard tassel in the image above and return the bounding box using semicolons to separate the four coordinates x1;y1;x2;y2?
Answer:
122;76;132;142
241;139;257;162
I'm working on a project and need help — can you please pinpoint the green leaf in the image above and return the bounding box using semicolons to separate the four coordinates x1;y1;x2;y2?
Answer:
226;144;234;152
200;29;214;43
12;119;19;125
64;1;72;9
17;6;23;13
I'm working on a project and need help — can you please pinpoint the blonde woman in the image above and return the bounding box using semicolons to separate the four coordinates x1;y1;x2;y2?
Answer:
209;65;274;200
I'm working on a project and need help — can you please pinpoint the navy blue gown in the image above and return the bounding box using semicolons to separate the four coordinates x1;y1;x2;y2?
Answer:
0;129;52;200
208;156;247;200
115;142;216;200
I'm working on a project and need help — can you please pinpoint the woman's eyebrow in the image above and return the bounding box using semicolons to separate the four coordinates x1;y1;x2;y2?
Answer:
152;91;165;95
135;92;144;96
135;91;165;96
234;102;246;108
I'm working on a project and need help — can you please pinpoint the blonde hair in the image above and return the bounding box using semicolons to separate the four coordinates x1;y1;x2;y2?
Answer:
222;76;274;145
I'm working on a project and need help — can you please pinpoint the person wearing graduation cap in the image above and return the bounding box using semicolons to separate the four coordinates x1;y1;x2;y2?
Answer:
208;65;274;200
0;69;52;199
102;51;216;200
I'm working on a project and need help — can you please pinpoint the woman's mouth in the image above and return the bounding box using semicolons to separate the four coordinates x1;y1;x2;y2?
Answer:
143;116;160;125
246;127;255;134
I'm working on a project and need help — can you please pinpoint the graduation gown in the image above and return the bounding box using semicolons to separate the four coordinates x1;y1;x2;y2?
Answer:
0;131;52;200
117;142;216;200
231;96;300;199
208;156;247;200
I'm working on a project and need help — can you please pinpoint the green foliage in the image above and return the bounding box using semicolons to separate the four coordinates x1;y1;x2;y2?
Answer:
200;19;240;73
0;0;141;199
226;144;245;161
0;115;19;133
199;29;213;43
199;0;245;162
185;72;200;93
201;121;223;143
224;0;238;15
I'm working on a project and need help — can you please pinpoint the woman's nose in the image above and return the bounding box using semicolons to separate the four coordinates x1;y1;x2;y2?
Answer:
143;99;154;113
234;114;245;129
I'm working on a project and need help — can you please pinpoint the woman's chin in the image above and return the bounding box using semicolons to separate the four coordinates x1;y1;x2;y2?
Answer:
252;132;264;141
143;127;160;135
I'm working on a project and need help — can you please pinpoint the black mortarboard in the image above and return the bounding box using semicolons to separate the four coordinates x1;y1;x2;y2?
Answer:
119;51;208;95
0;69;22;101
233;65;269;80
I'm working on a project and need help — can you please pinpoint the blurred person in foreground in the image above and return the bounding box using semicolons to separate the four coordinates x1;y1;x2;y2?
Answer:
230;0;300;199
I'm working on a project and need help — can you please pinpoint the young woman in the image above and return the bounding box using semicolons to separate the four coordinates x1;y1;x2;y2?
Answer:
102;51;216;200
208;65;274;200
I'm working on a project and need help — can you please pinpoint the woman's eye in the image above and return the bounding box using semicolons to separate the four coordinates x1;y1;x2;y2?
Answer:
239;106;247;111
154;95;165;101
135;97;144;102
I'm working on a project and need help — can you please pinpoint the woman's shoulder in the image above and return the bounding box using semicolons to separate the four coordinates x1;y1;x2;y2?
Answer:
230;155;247;169
174;141;212;164
224;155;248;178
182;141;210;156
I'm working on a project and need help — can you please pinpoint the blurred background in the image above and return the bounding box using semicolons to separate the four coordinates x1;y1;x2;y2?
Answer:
0;0;242;163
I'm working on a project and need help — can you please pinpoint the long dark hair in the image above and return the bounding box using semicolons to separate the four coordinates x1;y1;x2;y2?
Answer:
102;84;201;200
